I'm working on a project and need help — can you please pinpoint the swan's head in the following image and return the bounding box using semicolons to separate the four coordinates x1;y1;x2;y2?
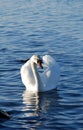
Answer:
31;55;43;69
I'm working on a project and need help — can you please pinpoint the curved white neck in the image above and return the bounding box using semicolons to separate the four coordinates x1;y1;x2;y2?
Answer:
31;61;41;91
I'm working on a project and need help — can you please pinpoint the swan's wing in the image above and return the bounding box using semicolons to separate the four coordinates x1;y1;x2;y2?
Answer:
41;55;60;89
42;55;56;68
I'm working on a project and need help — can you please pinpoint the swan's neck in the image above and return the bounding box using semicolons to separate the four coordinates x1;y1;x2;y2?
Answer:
31;61;41;91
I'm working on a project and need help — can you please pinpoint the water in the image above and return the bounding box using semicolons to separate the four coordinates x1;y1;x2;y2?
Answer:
0;0;83;129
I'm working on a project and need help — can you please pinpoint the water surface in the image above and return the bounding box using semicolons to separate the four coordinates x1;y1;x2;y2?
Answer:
0;0;83;130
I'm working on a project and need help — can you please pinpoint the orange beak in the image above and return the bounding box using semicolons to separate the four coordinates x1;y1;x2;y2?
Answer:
37;60;43;69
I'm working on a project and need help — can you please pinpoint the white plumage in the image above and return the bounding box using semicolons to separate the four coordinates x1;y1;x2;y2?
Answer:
20;55;60;92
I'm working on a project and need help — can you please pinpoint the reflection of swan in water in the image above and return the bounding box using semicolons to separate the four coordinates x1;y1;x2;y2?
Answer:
20;55;60;92
22;89;59;117
22;90;40;116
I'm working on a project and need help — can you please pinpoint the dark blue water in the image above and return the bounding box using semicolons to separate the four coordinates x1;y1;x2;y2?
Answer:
0;0;83;129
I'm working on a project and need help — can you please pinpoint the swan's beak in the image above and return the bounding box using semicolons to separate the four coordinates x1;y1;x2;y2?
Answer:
37;60;43;69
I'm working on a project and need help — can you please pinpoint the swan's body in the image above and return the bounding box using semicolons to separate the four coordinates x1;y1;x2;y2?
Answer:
20;55;60;92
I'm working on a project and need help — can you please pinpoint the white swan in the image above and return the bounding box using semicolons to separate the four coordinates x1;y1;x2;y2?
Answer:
20;55;60;92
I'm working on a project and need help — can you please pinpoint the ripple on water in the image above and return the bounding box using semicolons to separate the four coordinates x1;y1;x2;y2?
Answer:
0;0;83;130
